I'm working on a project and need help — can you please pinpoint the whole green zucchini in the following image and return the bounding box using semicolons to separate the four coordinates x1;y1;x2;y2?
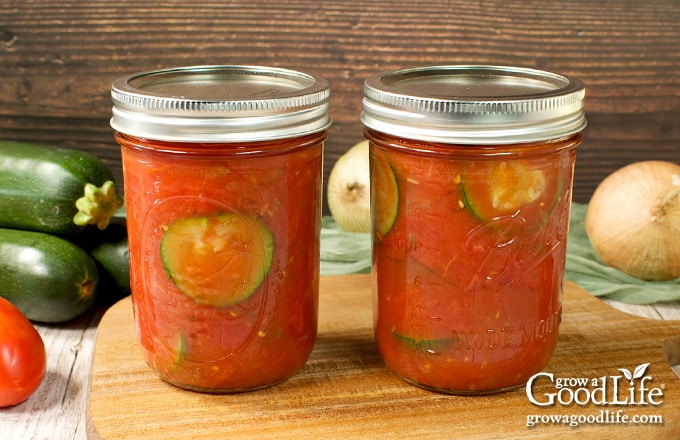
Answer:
0;140;123;234
0;227;99;323
89;221;131;304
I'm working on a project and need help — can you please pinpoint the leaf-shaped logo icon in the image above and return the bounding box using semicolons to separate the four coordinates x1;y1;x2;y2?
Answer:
633;363;650;380
619;363;650;385
618;368;632;382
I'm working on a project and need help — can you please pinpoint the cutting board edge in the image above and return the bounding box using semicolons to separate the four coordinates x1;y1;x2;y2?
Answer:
87;275;680;440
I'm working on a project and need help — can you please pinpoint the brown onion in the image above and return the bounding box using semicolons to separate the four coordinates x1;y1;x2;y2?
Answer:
585;160;680;281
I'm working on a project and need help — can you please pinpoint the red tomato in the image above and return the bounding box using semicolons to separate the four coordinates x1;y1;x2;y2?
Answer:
0;296;47;407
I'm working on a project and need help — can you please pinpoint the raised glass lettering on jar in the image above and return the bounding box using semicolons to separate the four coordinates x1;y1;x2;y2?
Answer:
362;65;586;394
111;66;330;393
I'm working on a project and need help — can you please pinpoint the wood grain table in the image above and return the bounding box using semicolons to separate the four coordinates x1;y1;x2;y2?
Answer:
1;275;679;440
1;0;678;216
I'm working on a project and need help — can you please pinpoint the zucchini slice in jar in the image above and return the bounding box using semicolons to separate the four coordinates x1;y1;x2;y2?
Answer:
160;213;273;307
371;147;399;237
392;331;452;353
461;159;559;223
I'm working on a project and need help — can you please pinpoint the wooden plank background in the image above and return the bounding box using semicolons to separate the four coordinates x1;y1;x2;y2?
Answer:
1;0;678;215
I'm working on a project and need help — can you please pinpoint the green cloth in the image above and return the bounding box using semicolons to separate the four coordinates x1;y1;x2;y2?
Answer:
319;204;680;304
320;217;371;275
566;203;680;304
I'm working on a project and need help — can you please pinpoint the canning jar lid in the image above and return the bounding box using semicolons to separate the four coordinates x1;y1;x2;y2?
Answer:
111;65;330;142
361;65;586;144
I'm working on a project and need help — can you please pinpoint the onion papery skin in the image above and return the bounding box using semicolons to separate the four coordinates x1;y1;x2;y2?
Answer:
585;160;680;281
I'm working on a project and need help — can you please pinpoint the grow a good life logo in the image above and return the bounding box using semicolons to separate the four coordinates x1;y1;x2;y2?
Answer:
527;363;663;406
525;363;666;428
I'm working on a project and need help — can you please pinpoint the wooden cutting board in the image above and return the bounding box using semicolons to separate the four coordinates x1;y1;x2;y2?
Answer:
88;275;680;439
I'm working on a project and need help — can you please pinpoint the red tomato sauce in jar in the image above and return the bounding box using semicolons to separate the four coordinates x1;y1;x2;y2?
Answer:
119;134;323;391
111;66;330;392
362;66;586;394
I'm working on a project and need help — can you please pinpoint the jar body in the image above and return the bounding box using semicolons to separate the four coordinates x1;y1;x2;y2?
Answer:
368;128;580;394
117;131;324;392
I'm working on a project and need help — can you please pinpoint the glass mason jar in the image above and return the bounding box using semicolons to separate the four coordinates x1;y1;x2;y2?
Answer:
362;65;586;394
110;66;330;393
